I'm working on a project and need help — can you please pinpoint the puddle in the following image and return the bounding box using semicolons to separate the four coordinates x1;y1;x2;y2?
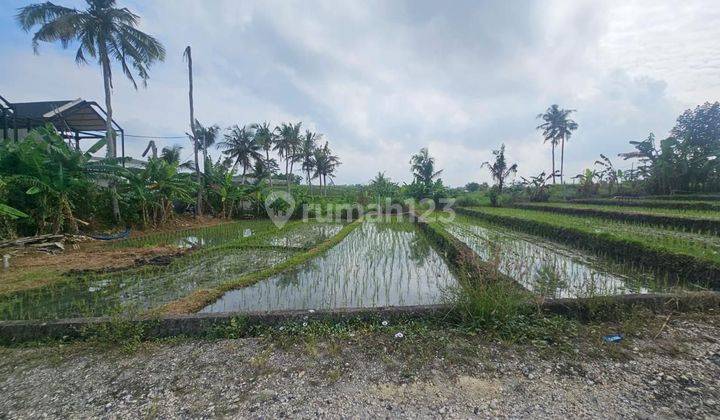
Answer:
446;218;665;298
0;248;295;320
200;221;458;313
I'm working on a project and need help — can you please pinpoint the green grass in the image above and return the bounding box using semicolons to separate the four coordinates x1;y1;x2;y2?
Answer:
633;194;720;202
570;198;720;211
515;202;720;235
525;202;720;220
0;220;345;321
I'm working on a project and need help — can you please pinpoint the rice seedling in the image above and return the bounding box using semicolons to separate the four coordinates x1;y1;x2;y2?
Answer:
200;220;458;313
445;217;668;298
456;207;720;287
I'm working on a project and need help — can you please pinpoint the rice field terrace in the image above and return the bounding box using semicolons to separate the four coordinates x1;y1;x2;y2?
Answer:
456;206;720;287
443;216;665;298
201;220;457;313
569;198;720;211
0;220;345;320
3;207;717;323
630;194;720;201
514;202;720;234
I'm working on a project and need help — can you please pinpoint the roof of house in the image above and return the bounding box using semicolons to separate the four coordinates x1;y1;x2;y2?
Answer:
3;98;121;133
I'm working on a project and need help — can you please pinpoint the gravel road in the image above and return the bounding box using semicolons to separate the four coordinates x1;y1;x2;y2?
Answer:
1;313;719;418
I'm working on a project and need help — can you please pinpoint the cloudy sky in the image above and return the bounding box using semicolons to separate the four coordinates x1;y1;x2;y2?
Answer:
2;0;719;186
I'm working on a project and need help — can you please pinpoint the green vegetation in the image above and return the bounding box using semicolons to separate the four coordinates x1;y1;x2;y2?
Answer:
0;219;345;320
536;104;578;184
481;144;517;206
515;202;720;234
569;198;720;212
158;218;364;314
456;206;720;286
17;0;167;221
202;220;458;313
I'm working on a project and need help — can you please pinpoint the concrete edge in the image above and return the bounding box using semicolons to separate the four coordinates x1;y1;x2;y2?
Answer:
2;292;720;344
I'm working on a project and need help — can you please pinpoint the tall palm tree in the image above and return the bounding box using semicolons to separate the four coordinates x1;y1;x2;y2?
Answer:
410;148;443;188
273;122;302;191
193;119;220;171
536;104;578;184
301;130;319;192
251;121;274;186
219;125;263;184
17;0;166;221
312;142;340;196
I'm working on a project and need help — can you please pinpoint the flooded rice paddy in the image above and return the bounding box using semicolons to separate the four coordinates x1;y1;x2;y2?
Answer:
0;248;294;320
201;221;458;313
0;221;343;320
445;216;664;298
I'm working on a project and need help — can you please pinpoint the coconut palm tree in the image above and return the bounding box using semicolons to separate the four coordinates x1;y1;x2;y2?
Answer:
313;142;340;196
410;148;443;188
17;0;166;222
536;104;578;184
219;125;263;184
273;122;302;191
251;122;274;186
160;145;183;166
300;130;319;192
193;120;220;171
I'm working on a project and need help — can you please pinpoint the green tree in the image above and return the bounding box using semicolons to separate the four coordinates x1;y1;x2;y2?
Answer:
273;122;302;191
465;182;481;192
251;122;275;186
193;120;220;173
300;130;319;192
368;172;399;204
220;125;263;184
313;142;340;196
481;144;517;206
536;104;578;184
410;148;443;189
17;0;166;222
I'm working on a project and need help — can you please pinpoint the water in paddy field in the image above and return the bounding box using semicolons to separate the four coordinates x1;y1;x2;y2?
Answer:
445;219;662;298
201;221;458;313
266;223;344;248
109;221;269;249
0;248;296;320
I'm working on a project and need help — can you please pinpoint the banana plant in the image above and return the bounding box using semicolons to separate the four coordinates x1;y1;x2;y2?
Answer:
0;126;107;233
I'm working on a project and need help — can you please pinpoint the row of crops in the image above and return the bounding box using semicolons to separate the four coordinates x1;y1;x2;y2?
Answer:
1;194;716;322
455;195;720;292
0;220;347;320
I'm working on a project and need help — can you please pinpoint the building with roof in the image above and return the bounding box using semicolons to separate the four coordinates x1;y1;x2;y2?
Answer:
0;94;125;161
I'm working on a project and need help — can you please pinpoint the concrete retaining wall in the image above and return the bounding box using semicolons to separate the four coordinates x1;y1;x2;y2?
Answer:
2;292;719;344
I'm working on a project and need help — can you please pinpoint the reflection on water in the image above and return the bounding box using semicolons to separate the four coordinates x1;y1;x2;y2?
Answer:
201;222;457;313
266;224;343;248
0;248;295;320
446;219;659;298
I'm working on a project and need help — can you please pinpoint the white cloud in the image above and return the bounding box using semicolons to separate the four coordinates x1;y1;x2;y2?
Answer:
1;0;718;185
